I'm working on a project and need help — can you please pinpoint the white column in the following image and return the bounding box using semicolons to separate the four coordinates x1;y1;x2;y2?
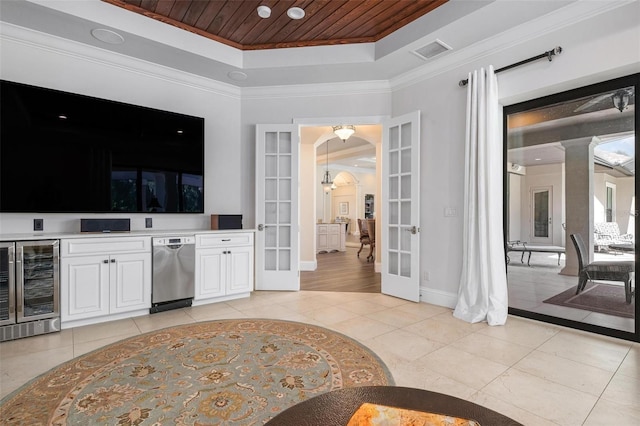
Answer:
561;137;596;276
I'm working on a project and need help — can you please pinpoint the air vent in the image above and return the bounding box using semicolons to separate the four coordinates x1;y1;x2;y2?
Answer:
412;39;452;61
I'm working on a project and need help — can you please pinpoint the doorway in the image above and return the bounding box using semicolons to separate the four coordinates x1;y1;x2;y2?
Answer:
531;186;552;243
301;125;380;292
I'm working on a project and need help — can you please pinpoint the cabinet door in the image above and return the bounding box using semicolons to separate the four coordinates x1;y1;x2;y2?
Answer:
316;225;328;251
110;252;151;314
61;255;109;321
227;246;254;295
328;233;340;249
195;248;225;300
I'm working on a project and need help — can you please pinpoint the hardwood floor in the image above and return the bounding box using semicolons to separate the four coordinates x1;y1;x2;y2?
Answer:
301;247;381;293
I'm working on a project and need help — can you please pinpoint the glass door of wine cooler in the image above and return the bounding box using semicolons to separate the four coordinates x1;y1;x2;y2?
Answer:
16;241;59;322
0;242;16;326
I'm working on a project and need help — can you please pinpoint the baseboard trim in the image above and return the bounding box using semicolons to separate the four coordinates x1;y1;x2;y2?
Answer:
419;286;457;309
300;260;317;271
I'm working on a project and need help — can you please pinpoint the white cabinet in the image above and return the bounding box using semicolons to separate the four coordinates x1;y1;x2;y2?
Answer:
195;233;254;302
62;255;109;321
60;237;151;324
316;223;346;253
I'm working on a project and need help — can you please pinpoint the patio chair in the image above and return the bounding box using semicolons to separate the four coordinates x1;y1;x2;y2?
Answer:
570;233;635;304
593;222;634;252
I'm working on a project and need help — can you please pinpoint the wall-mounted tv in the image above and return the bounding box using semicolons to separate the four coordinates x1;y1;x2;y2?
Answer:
0;80;204;213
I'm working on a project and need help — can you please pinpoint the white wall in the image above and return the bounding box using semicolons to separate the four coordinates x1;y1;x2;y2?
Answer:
0;24;242;234
594;173;635;236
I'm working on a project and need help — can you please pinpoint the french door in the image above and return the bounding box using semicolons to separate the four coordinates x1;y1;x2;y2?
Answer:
382;111;421;302
255;125;300;291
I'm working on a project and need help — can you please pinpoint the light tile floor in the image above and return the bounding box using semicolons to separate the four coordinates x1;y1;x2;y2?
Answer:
1;290;639;425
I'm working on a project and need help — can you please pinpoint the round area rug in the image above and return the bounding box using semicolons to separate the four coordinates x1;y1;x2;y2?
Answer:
1;319;393;425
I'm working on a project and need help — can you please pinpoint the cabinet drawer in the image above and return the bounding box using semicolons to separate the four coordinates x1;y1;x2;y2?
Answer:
61;237;151;257
196;233;253;248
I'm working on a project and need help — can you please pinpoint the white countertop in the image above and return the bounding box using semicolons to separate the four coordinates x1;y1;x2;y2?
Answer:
0;228;255;242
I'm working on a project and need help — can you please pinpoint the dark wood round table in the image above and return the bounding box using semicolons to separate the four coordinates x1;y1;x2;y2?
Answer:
266;386;522;425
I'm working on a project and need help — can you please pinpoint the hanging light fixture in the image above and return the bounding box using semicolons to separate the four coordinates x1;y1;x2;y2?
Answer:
333;125;355;142
321;141;333;193
612;90;630;112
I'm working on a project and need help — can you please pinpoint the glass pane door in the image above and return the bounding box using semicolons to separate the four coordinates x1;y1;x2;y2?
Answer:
17;241;59;322
264;131;292;272
505;74;637;341
382;111;421;302
0;243;15;326
531;187;552;242
255;124;299;291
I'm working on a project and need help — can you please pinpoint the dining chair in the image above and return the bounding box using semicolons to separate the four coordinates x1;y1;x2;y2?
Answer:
357;219;371;258
365;219;376;262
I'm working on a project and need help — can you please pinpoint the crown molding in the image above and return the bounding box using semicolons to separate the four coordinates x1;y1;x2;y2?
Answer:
0;22;242;99
240;79;391;100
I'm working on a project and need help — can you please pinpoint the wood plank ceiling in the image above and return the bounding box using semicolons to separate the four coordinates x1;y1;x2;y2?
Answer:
102;0;449;50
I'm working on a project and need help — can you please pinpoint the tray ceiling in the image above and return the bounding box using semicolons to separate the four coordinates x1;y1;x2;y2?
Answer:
102;0;449;50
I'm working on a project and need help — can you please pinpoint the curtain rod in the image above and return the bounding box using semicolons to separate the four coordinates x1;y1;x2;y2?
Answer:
458;46;563;87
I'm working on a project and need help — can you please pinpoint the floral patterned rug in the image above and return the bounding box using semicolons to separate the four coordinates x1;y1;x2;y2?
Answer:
1;319;393;425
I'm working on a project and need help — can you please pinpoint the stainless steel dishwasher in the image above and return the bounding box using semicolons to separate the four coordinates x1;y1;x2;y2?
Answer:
151;236;195;313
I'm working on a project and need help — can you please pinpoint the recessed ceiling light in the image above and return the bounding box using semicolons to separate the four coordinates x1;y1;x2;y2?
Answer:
535;158;542;161
58;114;67;120
90;28;124;45
257;5;271;18
227;70;248;81
287;7;305;20
177;130;184;134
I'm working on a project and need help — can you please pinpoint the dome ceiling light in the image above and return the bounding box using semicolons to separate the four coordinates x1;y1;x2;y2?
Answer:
257;5;271;19
287;7;305;20
333;125;355;142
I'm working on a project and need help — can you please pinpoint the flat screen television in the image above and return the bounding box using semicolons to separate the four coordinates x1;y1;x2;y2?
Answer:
0;80;204;213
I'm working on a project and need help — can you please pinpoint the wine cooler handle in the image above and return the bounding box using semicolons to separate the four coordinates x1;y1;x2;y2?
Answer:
15;259;23;315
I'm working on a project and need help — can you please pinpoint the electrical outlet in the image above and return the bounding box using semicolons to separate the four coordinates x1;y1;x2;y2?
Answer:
34;218;43;231
423;271;430;281
145;218;153;228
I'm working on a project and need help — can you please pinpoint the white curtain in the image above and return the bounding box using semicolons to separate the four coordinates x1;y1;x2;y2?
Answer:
453;66;508;326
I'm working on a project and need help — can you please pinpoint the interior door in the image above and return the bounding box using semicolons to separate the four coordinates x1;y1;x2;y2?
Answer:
382;111;421;301
531;186;552;244
255;125;300;291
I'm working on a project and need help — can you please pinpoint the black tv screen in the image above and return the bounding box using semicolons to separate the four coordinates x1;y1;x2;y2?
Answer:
0;80;204;213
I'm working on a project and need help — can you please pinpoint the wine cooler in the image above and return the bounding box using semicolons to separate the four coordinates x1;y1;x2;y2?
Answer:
0;240;60;342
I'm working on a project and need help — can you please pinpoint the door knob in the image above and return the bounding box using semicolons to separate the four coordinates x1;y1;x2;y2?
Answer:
404;226;419;234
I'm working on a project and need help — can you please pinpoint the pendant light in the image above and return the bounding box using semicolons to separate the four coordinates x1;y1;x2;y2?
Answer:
612;89;630;112
321;141;333;192
333;125;355;142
